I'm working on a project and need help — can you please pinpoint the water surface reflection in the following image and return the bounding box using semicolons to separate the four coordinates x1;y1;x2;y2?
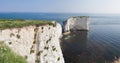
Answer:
61;25;120;63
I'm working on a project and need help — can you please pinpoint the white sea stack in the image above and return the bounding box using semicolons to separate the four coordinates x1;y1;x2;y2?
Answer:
64;16;90;32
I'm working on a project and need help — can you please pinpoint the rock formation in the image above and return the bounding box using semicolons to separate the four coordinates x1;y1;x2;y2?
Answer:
64;16;90;32
0;16;90;63
0;23;64;63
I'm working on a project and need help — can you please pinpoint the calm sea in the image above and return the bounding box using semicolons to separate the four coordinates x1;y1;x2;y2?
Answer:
0;13;120;63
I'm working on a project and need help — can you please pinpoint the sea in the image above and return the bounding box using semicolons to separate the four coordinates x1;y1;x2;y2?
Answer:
0;13;120;63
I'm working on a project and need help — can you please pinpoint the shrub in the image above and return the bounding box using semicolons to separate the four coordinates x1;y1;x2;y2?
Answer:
57;57;60;61
52;46;56;51
30;50;34;54
10;33;15;37
44;46;49;50
8;42;12;45
16;34;20;39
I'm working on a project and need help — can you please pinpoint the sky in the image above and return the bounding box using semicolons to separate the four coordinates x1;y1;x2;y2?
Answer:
0;0;120;13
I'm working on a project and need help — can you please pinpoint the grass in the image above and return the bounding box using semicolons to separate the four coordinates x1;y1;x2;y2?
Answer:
0;19;55;29
72;16;89;18
0;42;27;63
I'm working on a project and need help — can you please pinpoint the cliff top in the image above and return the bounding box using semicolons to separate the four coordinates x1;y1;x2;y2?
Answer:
72;16;89;18
0;19;55;29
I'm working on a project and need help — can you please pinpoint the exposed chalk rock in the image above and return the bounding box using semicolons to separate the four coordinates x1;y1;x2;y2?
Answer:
64;16;90;32
0;23;64;63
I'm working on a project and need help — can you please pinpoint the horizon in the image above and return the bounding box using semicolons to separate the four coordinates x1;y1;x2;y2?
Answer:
0;0;120;14
1;11;120;14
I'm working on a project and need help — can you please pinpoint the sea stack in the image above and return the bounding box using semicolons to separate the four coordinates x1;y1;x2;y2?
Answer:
63;16;90;32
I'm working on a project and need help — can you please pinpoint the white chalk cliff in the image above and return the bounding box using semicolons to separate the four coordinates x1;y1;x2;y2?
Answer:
0;23;64;63
64;16;90;32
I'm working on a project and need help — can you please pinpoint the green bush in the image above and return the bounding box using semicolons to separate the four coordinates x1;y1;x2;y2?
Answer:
0;42;27;63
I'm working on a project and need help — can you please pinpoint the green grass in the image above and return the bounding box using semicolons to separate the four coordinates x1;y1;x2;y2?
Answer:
0;19;55;29
0;42;27;63
72;16;89;18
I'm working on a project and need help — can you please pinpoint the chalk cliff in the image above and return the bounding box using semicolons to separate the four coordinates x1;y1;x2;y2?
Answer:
0;23;64;63
64;16;90;32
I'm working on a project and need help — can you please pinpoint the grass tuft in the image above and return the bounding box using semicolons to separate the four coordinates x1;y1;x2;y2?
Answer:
0;42;27;63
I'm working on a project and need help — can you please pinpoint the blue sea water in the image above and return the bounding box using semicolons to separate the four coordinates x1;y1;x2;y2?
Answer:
0;13;78;24
0;13;120;63
1;13;120;25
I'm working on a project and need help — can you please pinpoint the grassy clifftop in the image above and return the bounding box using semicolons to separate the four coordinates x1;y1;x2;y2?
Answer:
0;42;27;63
72;16;89;18
0;19;55;29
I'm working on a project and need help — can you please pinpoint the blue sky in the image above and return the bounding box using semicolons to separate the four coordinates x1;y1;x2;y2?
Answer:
0;0;120;13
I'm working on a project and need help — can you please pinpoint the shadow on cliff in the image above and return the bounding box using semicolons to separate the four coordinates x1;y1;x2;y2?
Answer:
61;31;120;63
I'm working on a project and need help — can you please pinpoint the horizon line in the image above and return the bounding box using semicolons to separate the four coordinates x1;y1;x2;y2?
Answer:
0;12;120;14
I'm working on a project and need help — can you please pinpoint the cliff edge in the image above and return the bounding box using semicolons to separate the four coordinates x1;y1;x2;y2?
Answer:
0;21;64;63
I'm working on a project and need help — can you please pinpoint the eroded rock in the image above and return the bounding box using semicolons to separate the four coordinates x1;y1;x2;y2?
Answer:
64;16;90;32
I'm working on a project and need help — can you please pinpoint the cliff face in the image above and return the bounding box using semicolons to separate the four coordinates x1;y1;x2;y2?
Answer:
64;16;89;32
0;23;64;63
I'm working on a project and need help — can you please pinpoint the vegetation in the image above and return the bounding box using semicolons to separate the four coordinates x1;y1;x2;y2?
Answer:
44;54;47;57
44;46;49;50
8;42;12;45
46;38;51;44
0;42;27;63
73;16;89;18
57;57;60;61
36;51;41;56
30;45;34;54
0;19;55;29
30;50;34;54
52;46;56;51
10;33;15;37
16;34;20;39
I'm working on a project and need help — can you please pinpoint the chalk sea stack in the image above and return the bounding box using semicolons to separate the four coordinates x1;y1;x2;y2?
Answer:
64;16;90;32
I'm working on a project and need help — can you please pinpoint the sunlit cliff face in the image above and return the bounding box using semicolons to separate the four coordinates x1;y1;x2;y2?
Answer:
0;23;64;63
